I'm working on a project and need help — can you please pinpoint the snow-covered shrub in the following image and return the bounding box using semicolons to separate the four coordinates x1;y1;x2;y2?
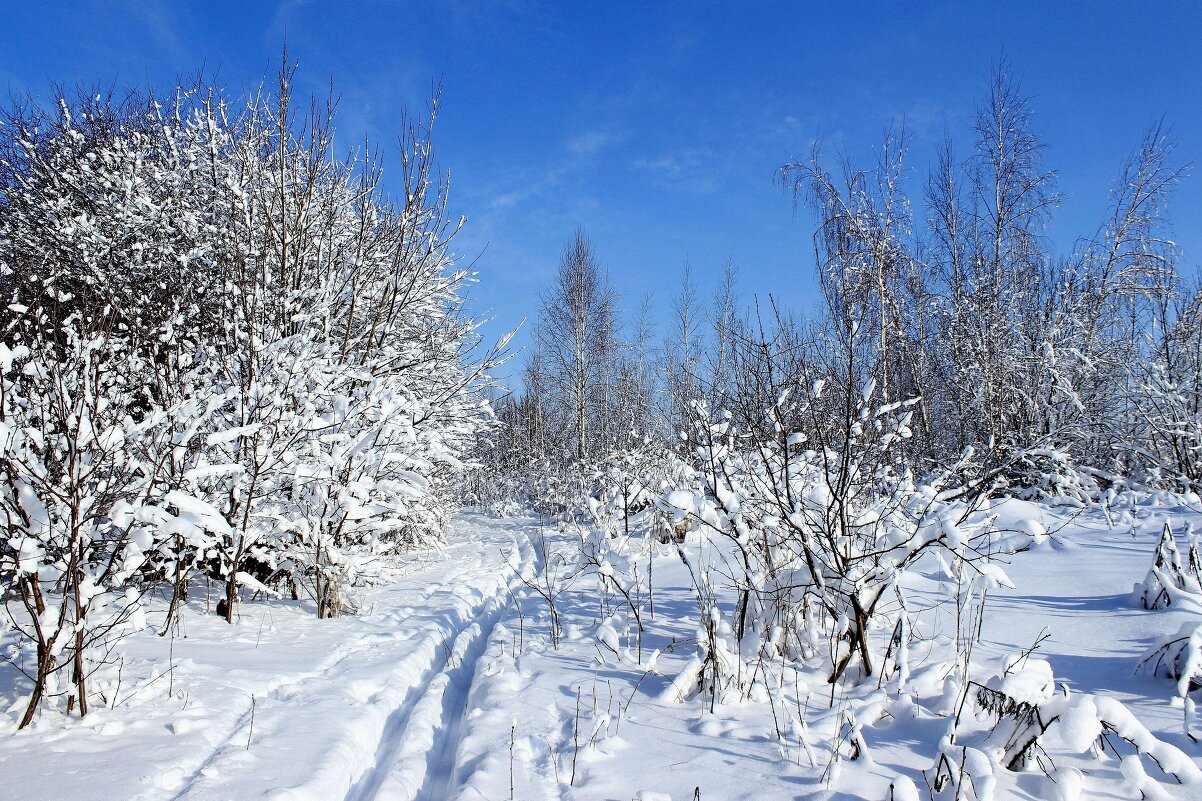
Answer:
0;96;228;725
0;328;164;727
971;656;1060;771
587;437;684;536
1138;618;1202;739
0;73;497;725
177;79;496;622
661;377;994;703
1134;521;1202;609
995;446;1100;506
1139;623;1202;693
578;520;651;662
1093;695;1202;786
931;654;1200;795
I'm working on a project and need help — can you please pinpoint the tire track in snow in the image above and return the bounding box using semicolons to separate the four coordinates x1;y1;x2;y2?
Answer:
344;595;511;801
344;520;541;801
156;518;536;801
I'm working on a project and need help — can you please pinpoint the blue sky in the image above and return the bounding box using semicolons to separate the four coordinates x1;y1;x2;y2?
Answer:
4;2;1201;367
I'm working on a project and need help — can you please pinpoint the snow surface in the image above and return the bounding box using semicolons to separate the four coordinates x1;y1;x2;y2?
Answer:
5;502;1202;800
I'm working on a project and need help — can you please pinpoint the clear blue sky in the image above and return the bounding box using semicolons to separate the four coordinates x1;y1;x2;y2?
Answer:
3;2;1201;369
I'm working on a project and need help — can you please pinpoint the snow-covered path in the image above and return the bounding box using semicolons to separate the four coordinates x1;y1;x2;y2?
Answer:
0;514;538;801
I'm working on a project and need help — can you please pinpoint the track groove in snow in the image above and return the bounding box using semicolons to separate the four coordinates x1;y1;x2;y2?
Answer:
344;594;515;801
345;526;543;801
139;516;538;801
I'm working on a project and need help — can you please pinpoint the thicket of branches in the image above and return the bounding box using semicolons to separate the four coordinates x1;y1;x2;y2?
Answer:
0;65;499;727
476;63;1202;717
487;63;1195;511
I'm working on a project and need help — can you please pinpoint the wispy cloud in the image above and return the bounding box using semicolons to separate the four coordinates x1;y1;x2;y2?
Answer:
485;163;568;210
630;147;721;194
116;0;189;64
474;123;625;212
565;125;627;157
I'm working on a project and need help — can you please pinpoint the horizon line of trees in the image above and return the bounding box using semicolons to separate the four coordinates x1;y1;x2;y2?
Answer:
464;62;1202;716
480;62;1202;509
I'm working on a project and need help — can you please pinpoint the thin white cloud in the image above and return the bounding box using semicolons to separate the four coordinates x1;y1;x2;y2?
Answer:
565;126;627;157
631;147;721;194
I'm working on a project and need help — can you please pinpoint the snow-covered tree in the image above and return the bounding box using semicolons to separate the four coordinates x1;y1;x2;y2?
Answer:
0;67;499;725
532;230;621;463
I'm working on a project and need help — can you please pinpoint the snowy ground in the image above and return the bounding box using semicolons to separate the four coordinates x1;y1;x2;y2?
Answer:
4;501;1202;800
0;514;540;801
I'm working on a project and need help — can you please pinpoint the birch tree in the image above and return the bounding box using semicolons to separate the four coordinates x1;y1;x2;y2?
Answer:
536;230;618;463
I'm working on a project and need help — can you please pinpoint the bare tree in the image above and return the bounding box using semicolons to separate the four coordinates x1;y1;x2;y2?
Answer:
536;230;619;463
663;262;704;450
781;126;915;406
706;260;742;415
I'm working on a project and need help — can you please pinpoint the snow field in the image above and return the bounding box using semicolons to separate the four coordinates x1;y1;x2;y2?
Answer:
444;500;1202;800
5;501;1202;800
0;515;537;801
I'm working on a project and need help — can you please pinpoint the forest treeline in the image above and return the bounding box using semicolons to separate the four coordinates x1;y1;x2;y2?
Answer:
477;64;1199;514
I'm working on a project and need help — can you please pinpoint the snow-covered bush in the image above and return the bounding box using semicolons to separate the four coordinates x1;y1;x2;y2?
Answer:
1134;521;1202;610
0;328;163;727
930;654;1201;797
970;656;1061;772
0;95;226;725
660;376;995;703
0;72;497;725
587;437;686;537
1139;623;1202;700
1131;520;1202;741
994;447;1101;506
